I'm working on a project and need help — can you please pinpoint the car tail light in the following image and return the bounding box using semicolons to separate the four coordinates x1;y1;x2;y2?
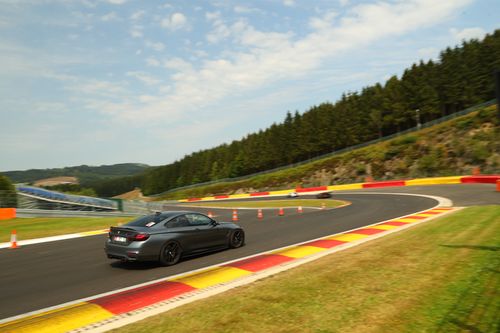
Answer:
129;233;150;241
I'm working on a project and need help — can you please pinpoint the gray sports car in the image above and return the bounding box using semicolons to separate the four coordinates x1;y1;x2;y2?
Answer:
105;211;245;266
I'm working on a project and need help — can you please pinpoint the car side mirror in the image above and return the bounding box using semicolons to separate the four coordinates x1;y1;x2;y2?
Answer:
210;219;219;226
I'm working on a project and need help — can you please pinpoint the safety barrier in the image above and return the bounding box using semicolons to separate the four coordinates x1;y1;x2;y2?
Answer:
460;175;500;184
16;186;118;210
406;176;462;186
296;186;328;193
0;208;16;220
362;180;406;188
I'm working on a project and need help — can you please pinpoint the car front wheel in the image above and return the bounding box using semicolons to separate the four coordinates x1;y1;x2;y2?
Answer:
159;241;182;266
229;229;245;248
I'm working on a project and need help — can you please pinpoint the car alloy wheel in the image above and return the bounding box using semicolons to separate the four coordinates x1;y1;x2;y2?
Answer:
160;241;182;266
229;230;245;248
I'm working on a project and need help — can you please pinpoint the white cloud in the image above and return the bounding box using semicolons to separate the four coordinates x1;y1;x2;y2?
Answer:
0;41;97;80
450;27;486;41
20;0;471;129
106;0;127;4
145;40;165;51
85;0;473;125
130;25;143;38
146;57;161;67
81;0;97;8
126;71;161;86
130;10;145;21
205;11;220;22
234;6;263;14
101;12;118;22
206;18;248;44
283;0;295;7
159;3;173;10
161;12;188;31
309;11;337;31
163;57;193;72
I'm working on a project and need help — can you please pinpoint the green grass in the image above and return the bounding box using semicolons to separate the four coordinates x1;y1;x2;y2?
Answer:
112;206;500;333
0;217;134;242
187;199;346;209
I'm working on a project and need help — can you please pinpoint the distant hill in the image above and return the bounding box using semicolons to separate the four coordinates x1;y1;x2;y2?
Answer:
3;163;151;185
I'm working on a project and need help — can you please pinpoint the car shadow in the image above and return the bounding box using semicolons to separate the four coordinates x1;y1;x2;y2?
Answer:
109;260;162;270
108;249;227;270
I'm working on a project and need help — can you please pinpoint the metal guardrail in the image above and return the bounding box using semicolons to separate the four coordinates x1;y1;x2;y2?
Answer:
15;209;141;218
151;99;497;196
16;185;118;210
1;190;176;215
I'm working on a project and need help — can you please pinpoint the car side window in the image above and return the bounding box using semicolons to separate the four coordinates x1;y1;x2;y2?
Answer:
185;213;211;226
166;215;190;228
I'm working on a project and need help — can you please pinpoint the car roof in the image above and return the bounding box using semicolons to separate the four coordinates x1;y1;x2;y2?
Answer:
152;211;204;218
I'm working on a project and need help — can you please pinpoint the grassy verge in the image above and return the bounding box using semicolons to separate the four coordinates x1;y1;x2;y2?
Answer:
0;217;134;242
186;199;346;209
113;206;499;333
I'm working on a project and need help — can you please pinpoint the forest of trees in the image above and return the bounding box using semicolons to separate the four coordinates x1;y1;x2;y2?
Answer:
92;30;500;197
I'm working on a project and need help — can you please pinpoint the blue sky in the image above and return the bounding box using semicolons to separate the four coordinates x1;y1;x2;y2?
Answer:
0;0;498;172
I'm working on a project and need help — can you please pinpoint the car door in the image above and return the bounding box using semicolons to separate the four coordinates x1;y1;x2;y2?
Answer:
185;213;227;250
165;215;201;253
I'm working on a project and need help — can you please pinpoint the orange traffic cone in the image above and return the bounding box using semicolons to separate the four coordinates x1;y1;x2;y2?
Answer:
232;209;239;222
297;206;303;213
207;211;213;218
278;208;284;216
321;203;326;210
10;230;18;249
257;209;263;219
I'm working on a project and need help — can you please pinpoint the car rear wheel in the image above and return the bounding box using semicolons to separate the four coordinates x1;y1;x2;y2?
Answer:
229;229;245;248
159;241;182;266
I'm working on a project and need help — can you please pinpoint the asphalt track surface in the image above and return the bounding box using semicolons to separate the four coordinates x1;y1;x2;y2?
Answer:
0;184;497;320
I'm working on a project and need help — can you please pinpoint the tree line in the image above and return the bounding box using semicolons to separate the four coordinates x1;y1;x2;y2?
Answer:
92;30;500;197
0;174;17;208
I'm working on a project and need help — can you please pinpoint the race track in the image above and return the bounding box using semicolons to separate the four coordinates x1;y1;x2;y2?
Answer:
0;183;496;320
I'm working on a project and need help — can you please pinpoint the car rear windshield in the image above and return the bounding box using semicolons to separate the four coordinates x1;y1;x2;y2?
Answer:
126;214;169;227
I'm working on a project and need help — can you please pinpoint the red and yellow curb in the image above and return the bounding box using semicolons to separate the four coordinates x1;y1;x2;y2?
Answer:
0;303;113;333
0;207;456;333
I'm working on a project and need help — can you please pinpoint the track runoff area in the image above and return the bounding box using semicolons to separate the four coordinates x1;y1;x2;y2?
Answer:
0;176;498;332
